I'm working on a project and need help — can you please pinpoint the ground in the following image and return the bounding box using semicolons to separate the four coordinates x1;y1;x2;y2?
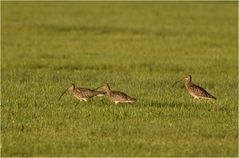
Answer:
1;1;238;157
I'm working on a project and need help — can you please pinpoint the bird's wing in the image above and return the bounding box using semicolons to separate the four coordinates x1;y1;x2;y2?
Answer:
76;88;104;98
111;91;136;101
191;84;216;99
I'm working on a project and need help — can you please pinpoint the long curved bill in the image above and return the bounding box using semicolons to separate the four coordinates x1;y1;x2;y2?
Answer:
58;88;68;100
172;79;183;86
93;85;103;90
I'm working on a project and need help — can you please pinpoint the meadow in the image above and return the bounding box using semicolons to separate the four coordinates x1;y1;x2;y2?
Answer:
1;1;238;157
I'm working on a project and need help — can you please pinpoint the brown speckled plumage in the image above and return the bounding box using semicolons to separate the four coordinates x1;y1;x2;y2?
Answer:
184;75;216;100
68;83;105;101
101;83;136;104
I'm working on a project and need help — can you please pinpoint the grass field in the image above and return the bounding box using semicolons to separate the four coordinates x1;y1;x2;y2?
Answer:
1;1;238;157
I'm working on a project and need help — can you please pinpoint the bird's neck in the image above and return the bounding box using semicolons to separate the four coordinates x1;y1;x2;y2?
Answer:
185;80;193;89
105;89;111;95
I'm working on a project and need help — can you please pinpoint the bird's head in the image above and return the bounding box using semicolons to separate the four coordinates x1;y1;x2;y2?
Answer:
69;83;75;91
101;83;111;92
172;74;192;86
184;75;192;82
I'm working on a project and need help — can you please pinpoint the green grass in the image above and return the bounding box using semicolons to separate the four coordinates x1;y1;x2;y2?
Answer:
1;1;238;157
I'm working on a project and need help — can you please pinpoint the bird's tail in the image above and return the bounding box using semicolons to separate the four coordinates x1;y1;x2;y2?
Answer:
211;95;217;100
128;96;136;102
207;93;216;100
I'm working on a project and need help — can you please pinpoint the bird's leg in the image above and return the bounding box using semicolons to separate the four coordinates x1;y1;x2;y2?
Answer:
193;97;199;100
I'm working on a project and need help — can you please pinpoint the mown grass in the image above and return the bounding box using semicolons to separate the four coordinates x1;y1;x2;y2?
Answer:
1;1;238;157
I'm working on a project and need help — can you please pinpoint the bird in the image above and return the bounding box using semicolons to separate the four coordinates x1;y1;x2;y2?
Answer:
174;75;216;100
100;83;136;104
59;83;105;102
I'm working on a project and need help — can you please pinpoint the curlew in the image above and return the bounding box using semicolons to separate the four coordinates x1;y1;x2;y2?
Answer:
100;83;136;104
173;75;216;100
59;83;105;102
